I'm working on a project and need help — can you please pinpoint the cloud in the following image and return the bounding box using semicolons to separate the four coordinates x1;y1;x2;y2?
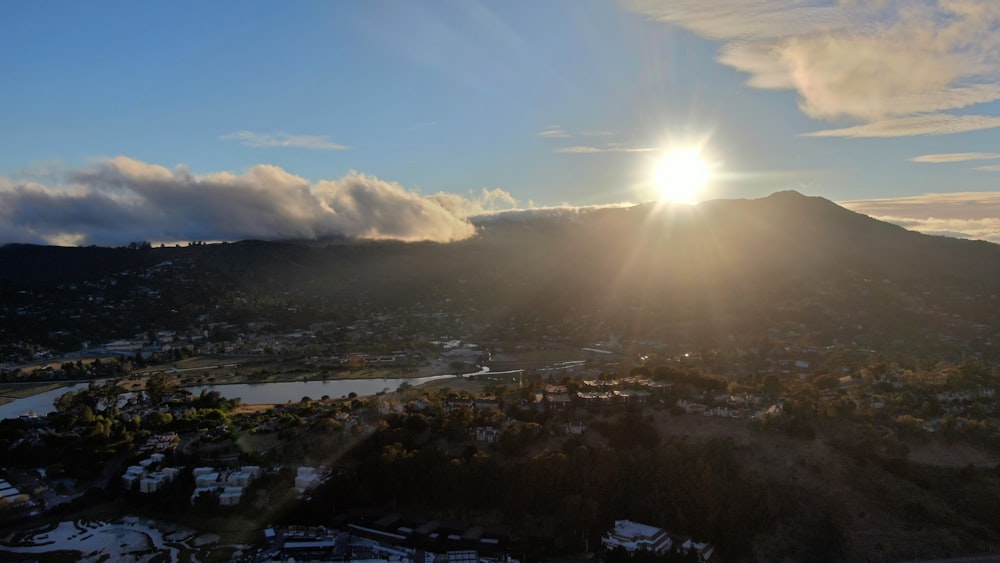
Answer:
975;165;1000;172
802;114;1000;138
220;131;351;150
469;202;637;225
860;215;1000;244
912;152;1000;163
556;146;602;154
628;1;1000;135
429;188;519;218
0;157;519;246
840;191;1000;243
537;125;571;138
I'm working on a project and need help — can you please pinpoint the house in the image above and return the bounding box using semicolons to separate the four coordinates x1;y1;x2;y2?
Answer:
219;487;243;506
543;385;572;410
444;398;474;413
474;426;501;444
195;472;220;488
474;396;500;411
227;471;253;487
676;399;708;414
618;389;650;405
565;421;586;435
139;475;166;494
578;391;616;406
680;538;715;562
602;519;672;554
122;474;140;490
295;466;328;492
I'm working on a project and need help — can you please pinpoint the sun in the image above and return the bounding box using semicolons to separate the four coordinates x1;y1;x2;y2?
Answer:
653;148;711;204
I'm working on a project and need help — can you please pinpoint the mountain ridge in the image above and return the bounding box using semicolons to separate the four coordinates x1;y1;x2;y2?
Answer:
1;191;997;360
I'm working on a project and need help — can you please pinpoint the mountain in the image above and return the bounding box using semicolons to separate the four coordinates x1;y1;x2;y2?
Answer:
1;191;998;359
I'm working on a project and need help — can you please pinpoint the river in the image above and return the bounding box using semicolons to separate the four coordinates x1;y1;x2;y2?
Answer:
0;383;91;420
0;374;460;420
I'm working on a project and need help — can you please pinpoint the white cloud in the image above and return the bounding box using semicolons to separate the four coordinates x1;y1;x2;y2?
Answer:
469;202;637;224
911;152;1000;163
429;187;519;218
840;191;1000;243
975;165;1000;172
861;215;1000;244
556;146;602;154
220;131;351;150
802;114;1000;137
0;157;520;246
537;125;571;138
627;0;1000;135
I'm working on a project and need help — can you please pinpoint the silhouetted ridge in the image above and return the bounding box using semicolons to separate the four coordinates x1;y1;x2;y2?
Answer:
1;191;996;291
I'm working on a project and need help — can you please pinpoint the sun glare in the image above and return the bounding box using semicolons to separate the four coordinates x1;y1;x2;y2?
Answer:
653;148;711;204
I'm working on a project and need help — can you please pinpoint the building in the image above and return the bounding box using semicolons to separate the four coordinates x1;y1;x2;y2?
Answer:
295;466;325;492
195;472;220;488
139;475;165;494
680;539;716;562
219;486;243;506
474;426;501;443
602;520;673;554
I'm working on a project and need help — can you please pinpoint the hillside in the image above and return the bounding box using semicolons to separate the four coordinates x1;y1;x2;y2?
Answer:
1;191;997;360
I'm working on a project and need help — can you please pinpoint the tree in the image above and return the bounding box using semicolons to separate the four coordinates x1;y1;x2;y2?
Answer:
145;373;172;406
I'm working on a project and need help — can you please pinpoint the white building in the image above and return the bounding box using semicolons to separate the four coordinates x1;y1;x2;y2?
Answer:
474;426;501;443
227;471;252;487
219;486;243;506
241;466;262;479
195;472;220;488
139;475;165;494
295;466;321;492
602;520;673;554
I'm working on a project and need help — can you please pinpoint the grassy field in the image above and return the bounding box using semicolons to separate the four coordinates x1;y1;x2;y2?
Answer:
129;356;446;391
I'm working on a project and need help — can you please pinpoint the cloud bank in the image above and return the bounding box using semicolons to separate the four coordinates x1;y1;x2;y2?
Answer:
628;0;1000;137
0;157;517;246
841;191;1000;244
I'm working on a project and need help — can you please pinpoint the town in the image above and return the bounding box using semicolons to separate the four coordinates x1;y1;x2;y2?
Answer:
2;311;999;561
1;212;999;561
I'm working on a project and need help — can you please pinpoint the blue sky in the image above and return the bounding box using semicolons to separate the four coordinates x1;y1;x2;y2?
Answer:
3;0;1000;245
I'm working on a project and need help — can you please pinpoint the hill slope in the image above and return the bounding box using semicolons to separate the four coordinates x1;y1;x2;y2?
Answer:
1;191;997;358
